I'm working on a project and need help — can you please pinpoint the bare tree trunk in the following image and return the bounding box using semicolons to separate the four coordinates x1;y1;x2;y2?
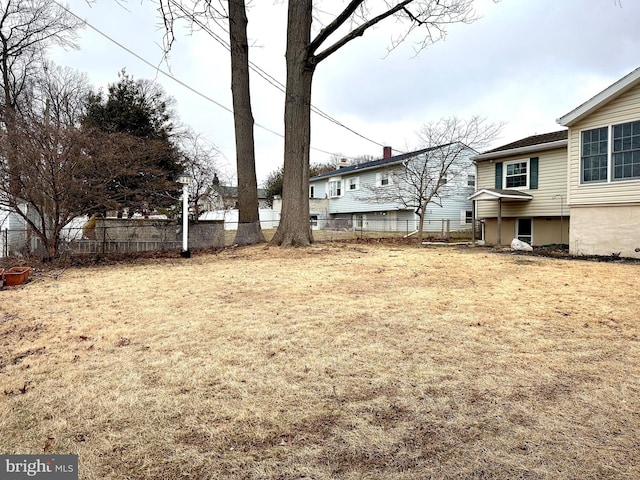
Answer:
271;0;314;247
417;206;425;242
229;0;265;246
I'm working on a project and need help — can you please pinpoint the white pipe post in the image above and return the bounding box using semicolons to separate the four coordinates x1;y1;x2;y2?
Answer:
181;179;191;258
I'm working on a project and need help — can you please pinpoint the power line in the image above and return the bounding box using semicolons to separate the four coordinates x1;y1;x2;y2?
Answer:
53;0;393;159
168;0;397;153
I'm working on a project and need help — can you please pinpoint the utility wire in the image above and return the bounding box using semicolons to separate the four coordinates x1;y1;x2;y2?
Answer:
53;0;395;159
168;0;398;153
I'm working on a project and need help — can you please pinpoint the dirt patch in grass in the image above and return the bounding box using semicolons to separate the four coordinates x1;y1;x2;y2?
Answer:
1;243;640;479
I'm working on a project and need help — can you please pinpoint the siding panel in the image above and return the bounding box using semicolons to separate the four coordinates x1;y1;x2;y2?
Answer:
568;84;640;206
476;147;567;218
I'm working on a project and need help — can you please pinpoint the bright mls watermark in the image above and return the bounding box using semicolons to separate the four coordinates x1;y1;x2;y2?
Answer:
0;455;78;479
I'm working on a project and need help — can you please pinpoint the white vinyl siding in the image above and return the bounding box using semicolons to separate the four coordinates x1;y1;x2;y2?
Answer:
568;82;640;206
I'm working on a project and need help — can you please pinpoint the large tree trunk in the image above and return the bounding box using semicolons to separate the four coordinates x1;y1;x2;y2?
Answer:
271;0;314;247
229;0;265;246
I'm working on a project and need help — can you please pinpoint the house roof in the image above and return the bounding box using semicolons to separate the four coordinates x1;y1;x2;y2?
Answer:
468;188;533;202
472;130;568;162
215;185;267;199
557;66;640;126
310;143;461;180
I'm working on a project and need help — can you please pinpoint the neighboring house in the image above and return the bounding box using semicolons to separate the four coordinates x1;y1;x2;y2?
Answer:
201;185;269;212
469;131;569;246
557;66;640;258
299;144;476;234
199;208;280;230
0;204;40;257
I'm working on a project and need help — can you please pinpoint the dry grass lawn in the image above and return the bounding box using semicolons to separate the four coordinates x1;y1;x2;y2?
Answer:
1;243;639;479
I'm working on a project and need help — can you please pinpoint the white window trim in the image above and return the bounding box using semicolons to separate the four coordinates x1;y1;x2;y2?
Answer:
579;121;640;185
328;178;343;198
348;176;360;191
353;214;367;230
579;125;610;185
467;174;476;187
376;171;393;187
503;158;530;190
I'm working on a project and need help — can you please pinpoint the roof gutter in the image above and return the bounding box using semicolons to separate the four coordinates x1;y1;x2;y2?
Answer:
471;139;567;163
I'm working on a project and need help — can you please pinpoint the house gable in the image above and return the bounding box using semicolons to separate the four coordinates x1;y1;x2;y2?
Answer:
559;77;640;207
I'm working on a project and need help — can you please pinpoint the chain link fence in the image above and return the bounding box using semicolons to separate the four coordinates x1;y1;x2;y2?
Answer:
1;216;475;259
1;219;225;260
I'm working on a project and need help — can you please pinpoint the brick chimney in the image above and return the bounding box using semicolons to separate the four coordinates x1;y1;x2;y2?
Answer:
383;146;392;159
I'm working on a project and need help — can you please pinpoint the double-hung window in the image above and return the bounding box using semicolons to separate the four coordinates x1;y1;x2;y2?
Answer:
328;179;342;197
467;174;476;187
348;177;360;191
377;172;392;187
495;158;537;190
581;120;640;183
505;160;528;189
581;127;608;183
612;120;640;180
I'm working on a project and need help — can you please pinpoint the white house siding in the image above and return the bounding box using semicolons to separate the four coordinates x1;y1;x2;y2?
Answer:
567;84;640;206
309;180;327;200
326;167;403;214
570;204;640;258
199;209;280;230
476;147;568;219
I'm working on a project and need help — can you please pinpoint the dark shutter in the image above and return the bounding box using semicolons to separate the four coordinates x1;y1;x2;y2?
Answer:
530;157;539;190
495;162;503;189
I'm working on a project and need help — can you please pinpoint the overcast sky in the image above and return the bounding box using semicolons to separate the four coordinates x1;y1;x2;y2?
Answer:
51;0;640;185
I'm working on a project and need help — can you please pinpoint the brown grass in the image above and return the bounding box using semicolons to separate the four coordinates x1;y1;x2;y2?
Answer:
1;243;640;479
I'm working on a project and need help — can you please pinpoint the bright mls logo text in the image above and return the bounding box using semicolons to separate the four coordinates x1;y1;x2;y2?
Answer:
1;455;78;479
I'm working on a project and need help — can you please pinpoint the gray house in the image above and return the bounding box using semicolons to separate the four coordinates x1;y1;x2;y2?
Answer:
303;145;477;234
0;205;36;257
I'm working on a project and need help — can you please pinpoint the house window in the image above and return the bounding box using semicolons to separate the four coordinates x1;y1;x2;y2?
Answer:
439;176;448;186
328;179;342;197
505;160;528;188
465;210;473;224
310;215;318;227
348;177;360;191
581;127;608;183
467;174;476;187
517;218;532;245
612;120;640;180
354;214;366;229
309;185;315;198
377;172;392;186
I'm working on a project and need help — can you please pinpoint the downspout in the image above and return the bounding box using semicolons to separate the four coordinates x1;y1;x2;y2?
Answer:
471;200;476;243
497;198;502;245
